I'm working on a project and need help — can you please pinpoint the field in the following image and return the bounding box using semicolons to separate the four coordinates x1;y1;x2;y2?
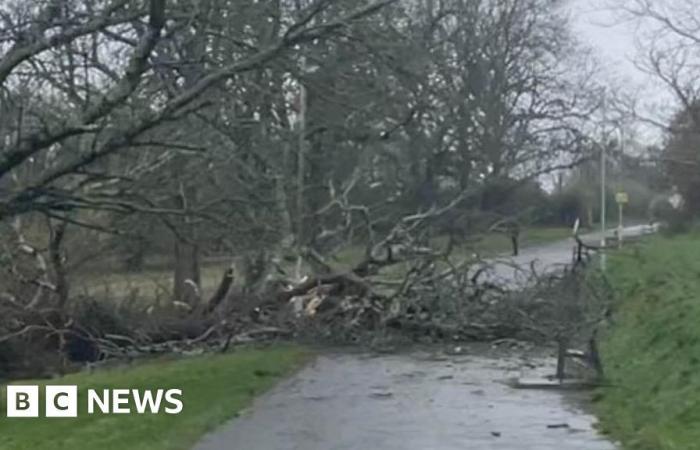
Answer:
73;226;573;302
0;345;311;450
595;232;700;449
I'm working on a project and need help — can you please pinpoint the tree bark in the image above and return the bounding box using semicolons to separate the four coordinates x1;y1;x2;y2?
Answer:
206;267;234;313
173;238;200;305
47;218;70;309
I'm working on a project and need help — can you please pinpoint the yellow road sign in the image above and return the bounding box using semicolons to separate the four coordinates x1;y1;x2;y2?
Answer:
615;192;629;204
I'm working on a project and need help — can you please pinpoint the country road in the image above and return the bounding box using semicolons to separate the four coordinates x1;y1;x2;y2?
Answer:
477;224;657;287
194;350;615;450
193;227;655;450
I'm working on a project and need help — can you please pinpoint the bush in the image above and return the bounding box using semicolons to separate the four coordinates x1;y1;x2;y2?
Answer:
649;195;691;235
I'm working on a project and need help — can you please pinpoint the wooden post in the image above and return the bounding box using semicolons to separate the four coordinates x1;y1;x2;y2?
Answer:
556;336;568;381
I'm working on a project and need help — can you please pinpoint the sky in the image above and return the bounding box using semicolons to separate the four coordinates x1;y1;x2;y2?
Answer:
569;0;644;84
567;0;676;144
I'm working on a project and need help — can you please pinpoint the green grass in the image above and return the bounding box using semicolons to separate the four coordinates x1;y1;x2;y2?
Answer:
0;345;311;450
595;233;700;449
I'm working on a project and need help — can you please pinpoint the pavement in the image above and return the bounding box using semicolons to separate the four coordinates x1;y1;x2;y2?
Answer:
192;226;655;450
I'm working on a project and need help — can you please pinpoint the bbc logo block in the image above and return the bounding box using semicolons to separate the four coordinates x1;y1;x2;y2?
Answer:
6;385;77;418
6;386;39;418
4;385;183;417
45;386;78;417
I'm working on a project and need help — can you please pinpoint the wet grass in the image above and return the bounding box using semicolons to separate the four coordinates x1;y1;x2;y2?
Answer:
595;232;700;449
0;345;312;450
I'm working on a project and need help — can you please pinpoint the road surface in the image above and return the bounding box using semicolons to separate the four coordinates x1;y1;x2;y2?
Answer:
193;227;654;450
477;224;657;287
194;349;616;450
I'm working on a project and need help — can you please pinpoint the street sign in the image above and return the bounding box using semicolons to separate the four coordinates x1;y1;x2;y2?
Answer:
615;192;629;204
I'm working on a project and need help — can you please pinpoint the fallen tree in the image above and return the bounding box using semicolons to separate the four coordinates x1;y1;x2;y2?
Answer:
0;0;606;378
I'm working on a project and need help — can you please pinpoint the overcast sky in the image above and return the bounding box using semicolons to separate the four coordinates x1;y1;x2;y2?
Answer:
569;1;644;85
568;0;677;143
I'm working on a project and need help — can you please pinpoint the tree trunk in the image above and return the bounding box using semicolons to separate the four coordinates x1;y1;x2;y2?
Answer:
47;218;69;310
206;266;234;313
173;238;200;306
276;142;295;250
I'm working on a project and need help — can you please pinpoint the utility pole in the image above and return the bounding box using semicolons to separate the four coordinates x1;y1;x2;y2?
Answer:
295;78;307;281
600;139;607;270
293;54;319;281
617;127;625;249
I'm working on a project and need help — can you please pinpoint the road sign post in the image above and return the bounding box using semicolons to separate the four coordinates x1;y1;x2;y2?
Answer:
615;192;629;248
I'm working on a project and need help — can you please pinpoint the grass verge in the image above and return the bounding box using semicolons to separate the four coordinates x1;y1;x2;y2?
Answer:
0;345;312;450
595;233;700;449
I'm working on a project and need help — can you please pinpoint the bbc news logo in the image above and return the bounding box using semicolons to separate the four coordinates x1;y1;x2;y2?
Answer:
5;386;183;418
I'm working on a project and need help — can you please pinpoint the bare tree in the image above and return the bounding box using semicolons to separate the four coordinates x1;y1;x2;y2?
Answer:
617;0;700;214
0;0;611;373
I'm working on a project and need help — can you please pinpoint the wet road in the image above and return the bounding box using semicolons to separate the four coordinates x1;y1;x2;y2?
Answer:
193;228;655;449
194;350;616;450
477;224;657;287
